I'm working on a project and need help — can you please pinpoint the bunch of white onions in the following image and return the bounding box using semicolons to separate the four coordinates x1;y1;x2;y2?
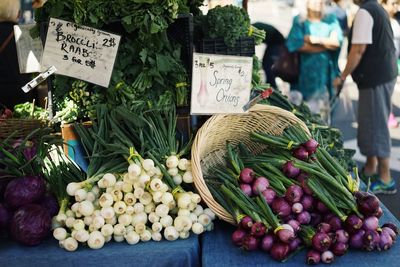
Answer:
53;157;215;251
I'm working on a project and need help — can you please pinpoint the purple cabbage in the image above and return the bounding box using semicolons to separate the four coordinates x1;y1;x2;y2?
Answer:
4;176;46;210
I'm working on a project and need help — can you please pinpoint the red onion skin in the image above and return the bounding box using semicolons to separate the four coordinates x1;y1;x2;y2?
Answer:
382;223;399;235
262;189;276;205
242;235;259;251
306;250;321;265
321;250;335;264
285;185;303;203
363;230;380;251
317;223;331;234
301;195;314;212
312;232;332;252
287;220;301;233
316;201;329;214
332;242;348;256
289;237;302;251
293;146;309;161
240;216;253;230
297;211;311;225
378;231;393;251
357;193;380;216
349;230;365;249
282;161;300;179
292;203;303;214
303;139;319;155
310;213;322;227
240;183;253;197
251;222;267;238
381;227;397;241
261;234;275;252
345;215;363;234
272;198;292;218
239;168;254;184
373;207;383;218
362;216;379;231
270;243;290;262
277;228;295;243
327;216;342;232
335;229;349;244
252;177;269;195
299;177;313;195
232;229;247;246
297;171;309;181
4;176;46;210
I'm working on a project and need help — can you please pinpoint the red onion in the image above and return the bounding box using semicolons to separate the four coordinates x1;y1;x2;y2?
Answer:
301;195;314;211
297;211;311;225
316;201;329;214
277;228;295;243
332;242;348;256
262;188;276;205
240;168;254;184
317;223;331;234
373;207;383;218
260;234;275;252
287;219;301;232
312;232;332;252
357;193;380;216
310;213;322;227
321;251;334;263
289;237;302;251
362;216;379;231
272;198;292;218
240;216;253;230
381;227;397;241
303;139;319;154
292;203;303;214
251;222;267;237
240;183;252;197
378;231;394;251
327;216;342;231
349;229;365;249
232;228;247;246
242;234;259;251
363;230;380;251
297;171;309;181
285;185;303;203
345;215;363;234
306;250;321;265
298;177;313;195
382;223;399;235
293;146;309;161
282;161;300;179
23;144;37;161
270;242;290;261
252;177;269;194
335;229;349;244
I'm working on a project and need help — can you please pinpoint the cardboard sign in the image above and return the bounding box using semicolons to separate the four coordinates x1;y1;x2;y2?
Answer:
190;53;253;115
41;18;121;87
13;24;43;73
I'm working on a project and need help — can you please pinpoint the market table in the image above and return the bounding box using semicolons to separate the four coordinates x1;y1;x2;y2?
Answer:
0;234;200;267
201;203;400;267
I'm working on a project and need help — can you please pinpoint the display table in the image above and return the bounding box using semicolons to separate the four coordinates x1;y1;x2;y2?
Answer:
0;234;200;267
201;203;400;267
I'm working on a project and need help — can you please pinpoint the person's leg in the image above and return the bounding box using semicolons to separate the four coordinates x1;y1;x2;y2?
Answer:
378;157;391;183
364;156;377;176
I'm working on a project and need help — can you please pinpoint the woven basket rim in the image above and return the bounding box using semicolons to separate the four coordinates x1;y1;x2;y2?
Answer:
191;104;310;225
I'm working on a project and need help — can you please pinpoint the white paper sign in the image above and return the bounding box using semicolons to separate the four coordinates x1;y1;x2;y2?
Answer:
41;18;121;87
190;53;253;115
13;24;43;73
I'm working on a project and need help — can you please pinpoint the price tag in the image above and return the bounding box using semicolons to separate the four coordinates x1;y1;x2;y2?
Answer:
41;18;121;87
190;53;253;115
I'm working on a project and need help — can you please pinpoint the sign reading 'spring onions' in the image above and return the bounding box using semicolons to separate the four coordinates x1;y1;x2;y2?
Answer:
190;53;253;115
41;18;121;87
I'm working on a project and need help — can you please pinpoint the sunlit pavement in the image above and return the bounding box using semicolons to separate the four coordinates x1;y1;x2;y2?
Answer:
247;0;400;218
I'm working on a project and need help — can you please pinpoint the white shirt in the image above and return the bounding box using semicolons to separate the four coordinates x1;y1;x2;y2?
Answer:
351;9;374;44
390;18;400;57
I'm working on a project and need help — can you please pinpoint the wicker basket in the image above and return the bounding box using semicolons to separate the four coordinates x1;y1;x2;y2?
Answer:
191;104;310;225
0;119;47;140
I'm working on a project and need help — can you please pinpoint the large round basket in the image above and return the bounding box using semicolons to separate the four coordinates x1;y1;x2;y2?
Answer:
191;104;310;225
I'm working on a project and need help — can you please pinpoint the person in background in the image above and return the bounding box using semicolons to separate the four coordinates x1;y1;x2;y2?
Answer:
286;0;343;124
0;0;34;109
326;0;349;36
252;22;285;88
334;0;397;194
381;0;400;129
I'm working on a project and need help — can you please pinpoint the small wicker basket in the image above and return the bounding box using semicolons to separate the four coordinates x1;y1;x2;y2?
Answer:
0;119;47;141
191;104;310;225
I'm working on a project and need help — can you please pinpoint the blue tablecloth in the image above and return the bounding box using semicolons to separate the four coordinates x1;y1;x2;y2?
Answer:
201;204;400;267
0;234;200;267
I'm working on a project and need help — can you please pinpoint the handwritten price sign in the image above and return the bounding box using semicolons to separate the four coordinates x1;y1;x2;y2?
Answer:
190;53;253;115
41;18;121;87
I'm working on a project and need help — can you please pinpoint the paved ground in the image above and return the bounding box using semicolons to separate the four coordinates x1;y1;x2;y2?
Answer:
247;0;400;219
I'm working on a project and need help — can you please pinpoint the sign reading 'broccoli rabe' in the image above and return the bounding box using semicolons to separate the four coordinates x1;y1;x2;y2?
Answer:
42;18;121;87
190;53;253;115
